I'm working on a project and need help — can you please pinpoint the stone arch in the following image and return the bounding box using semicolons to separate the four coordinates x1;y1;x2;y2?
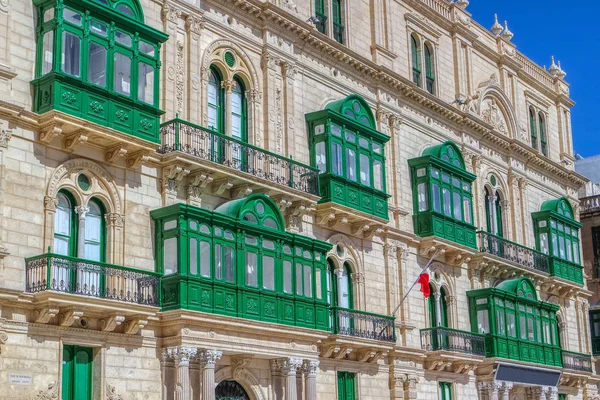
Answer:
44;158;124;264
201;40;261;145
477;85;518;139
215;366;266;400
426;262;456;328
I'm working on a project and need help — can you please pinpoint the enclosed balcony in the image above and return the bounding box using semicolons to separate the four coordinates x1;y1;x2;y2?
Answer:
158;118;320;206
24;252;160;331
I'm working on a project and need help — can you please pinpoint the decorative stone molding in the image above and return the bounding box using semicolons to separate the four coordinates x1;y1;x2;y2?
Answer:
196;349;223;368
105;143;128;163
63;130;88;152
35;382;58;400
106;384;123;400
33;307;60;324
302;360;319;375
58;309;84;327
0;123;12;147
99;315;125;332
270;357;303;374
105;213;124;228
126;150;151;169
44;196;58;211
39;123;62;143
161;3;182;23
123;318;147;335
185;15;205;34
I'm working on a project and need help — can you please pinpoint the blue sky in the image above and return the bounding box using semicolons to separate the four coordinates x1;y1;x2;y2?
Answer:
466;1;599;157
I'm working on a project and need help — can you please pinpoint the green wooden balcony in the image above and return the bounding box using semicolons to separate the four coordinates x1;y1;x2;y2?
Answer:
420;327;486;356
482;334;562;367
548;258;583;285
331;307;395;343
561;350;592;373
25;252;160;306
477;231;549;273
158;118;320;197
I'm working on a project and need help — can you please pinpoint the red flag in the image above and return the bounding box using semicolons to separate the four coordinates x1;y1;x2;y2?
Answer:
418;272;430;298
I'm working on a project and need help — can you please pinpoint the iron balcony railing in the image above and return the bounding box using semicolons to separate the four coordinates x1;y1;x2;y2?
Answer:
561;350;593;373
159;118;320;196
25;252;160;306
477;231;549;273
331;307;395;343
580;195;600;214
420;327;486;356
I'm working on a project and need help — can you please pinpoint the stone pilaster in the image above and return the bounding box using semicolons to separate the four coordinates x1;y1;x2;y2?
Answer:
161;3;183;119
282;62;297;158
197;349;222;400
260;51;282;152
185;14;204;123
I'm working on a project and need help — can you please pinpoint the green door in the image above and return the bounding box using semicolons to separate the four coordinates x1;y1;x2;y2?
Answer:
62;345;92;400
337;372;356;400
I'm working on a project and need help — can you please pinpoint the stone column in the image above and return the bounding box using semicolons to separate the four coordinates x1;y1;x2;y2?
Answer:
528;387;546;400
270;358;302;400
302;360;319;400
499;382;513;400
74;205;89;259
433;291;442;327
545;387;558;400
197;349;222;400
165;346;196;400
222;80;237;137
105;213;124;265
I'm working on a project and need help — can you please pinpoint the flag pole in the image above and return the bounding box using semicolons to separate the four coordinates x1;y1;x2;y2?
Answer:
390;249;439;317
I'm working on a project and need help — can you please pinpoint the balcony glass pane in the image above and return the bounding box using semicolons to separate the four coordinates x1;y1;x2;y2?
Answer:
303;265;312;297
540;233;549;255
332;142;342;176
224;247;234;282
138;62;154;104
163;237;177;275
432;184;441;213
200;241;210;277
346;148;356;181
283;260;292;294
88;42;106;87
245;252;257;287
477;309;489;333
54;236;69;256
373;160;383;191
463;197;472;224
507;313;516;337
296;263;302;295
61;32;80;77
418;183;428;212
215;243;221;279
63;8;82;26
263;256;274;290
360;153;370;186
496;309;505;335
41;31;53;75
519;315;526;339
453;192;462;220
315;142;326;173
190;238;198;275
113;53;131;96
443;188;451;216
115;30;132;47
90;20;108;37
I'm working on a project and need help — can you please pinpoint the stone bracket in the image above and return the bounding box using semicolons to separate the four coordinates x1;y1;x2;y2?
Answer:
106;143;128;163
212;178;233;196
232;184;253;199
123;318;148;335
58;309;84;327
63;129;88;152
33;307;60;324
99;315;125;332
39;123;63;143
127;150;151;169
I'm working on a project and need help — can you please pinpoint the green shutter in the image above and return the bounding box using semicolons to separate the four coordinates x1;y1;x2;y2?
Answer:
428;284;437;327
440;288;448;328
495;193;503;238
529;108;537;150
61;345;74;400
337;372;356;400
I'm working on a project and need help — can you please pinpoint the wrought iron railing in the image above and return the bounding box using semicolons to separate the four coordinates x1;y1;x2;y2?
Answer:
581;195;600;214
159;118;320;196
561;350;592;373
420;327;486;356
25;252;160;306
331;307;395;342
477;231;549;273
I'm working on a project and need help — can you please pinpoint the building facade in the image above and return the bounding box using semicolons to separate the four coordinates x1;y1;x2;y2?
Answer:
0;0;595;399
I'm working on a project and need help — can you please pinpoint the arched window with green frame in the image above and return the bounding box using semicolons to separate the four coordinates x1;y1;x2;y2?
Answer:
54;190;77;257
467;277;562;367
152;193;332;331
32;0;168;142
539;112;548;157
231;76;247;143
424;42;435;95
84;198;105;262
533;197;583;284
306;94;390;220
208;67;224;133
409;141;477;248
411;34;421;87
529;107;538;150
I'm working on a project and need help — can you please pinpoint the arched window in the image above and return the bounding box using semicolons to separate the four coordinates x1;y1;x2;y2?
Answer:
231;77;247;143
529;107;537;150
411;35;421;87
428;284;449;328
215;380;250;400
84;199;105;262
54;191;76;256
424;43;435;95
208;68;224;132
485;188;503;238
539;113;548;156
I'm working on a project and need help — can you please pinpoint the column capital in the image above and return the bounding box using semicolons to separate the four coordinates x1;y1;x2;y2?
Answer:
499;381;513;394
302;360;320;376
163;346;197;365
270;357;303;375
105;213;124;228
75;205;89;218
44;195;58;211
221;80;237;93
196;349;223;368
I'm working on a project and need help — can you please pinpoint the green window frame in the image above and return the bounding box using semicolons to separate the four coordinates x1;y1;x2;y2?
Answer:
307;94;390;220
337;372;356;400
529;107;538;150
62;345;93;400
484;187;503;238
559;394;567;400
314;0;327;34
467;277;562;367
83;198;106;262
539;113;548;156
424;43;435;95
32;0;166;142
409;141;476;248
153;194;332;330
332;0;344;44
411;34;421;87
533;197;583;284
231;76;248;143
439;382;452;400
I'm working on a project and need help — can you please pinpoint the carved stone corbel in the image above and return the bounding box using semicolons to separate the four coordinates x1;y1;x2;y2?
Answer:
316;212;335;226
356;349;375;363
99;315;125;332
58;309;84;327
188;170;214;189
329;214;349;230
123;318;148;335
63;130;88;152
364;225;383;240
34;307;60;324
126;151;151;169
270;195;293;214
333;346;352;359
212;178;233;196
351;222;370;237
39;123;62;143
105;143;128;163
164;164;191;181
231;185;253;199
